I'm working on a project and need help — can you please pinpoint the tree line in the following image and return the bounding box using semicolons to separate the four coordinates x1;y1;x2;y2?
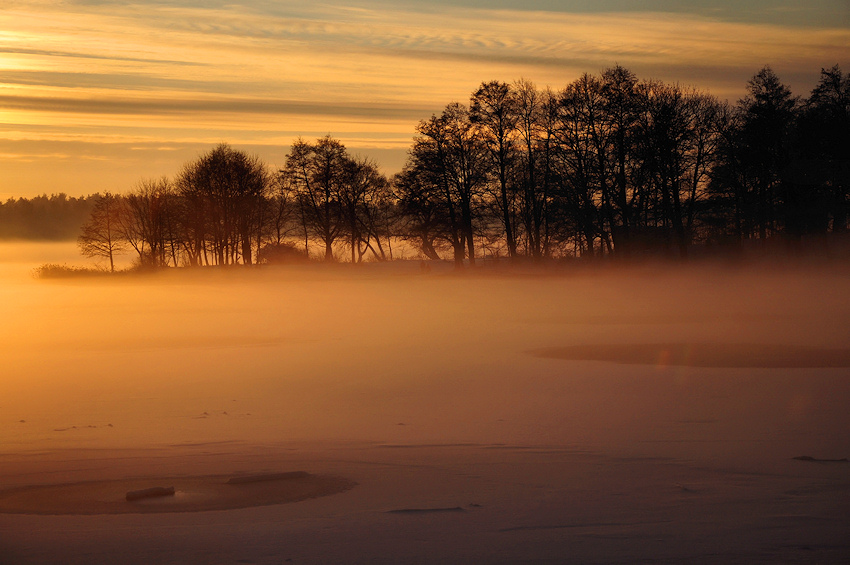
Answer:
0;194;96;240
395;64;848;266
19;64;850;269
77;140;394;270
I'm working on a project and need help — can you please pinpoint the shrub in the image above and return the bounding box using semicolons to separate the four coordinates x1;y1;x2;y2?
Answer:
257;242;310;265
33;263;112;279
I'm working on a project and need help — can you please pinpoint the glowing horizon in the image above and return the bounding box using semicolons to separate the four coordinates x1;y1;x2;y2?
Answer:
1;0;847;199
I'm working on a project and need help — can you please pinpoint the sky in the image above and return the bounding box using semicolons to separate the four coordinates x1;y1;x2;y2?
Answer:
1;0;848;199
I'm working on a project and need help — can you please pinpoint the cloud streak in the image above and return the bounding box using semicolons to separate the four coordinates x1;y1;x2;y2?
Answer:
0;93;430;121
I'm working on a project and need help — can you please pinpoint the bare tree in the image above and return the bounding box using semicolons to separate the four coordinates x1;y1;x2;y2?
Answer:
175;143;270;266
393;166;451;260
78;192;125;272
259;173;298;250
120;177;178;268
551;73;606;256
412;103;488;267
600;65;642;254
282;136;347;261
513;79;555;259
471;81;520;259
340;156;391;262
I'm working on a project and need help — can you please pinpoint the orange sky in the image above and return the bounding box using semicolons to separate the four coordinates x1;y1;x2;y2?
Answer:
1;1;847;198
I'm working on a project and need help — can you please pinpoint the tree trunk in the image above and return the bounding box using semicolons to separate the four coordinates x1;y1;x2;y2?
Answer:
241;234;252;265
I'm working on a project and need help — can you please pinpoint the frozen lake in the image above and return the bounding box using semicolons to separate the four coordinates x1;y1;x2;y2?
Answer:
2;242;849;563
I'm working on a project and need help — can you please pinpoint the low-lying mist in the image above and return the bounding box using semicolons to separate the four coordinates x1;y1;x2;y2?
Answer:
3;242;849;468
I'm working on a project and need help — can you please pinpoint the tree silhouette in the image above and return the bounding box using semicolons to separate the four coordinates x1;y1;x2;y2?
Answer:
393;161;452;260
790;65;850;235
600;65;641;255
176;143;270;266
634;81;723;256
471;80;520;259
403;104;488;267
78;192;124;272
738;66;798;240
513;79;555;259
341;157;393;262
120;178;178;268
551;73;606;256
281;136;347;261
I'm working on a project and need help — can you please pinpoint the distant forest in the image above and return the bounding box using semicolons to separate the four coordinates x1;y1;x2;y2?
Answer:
7;64;850;268
0;193;96;240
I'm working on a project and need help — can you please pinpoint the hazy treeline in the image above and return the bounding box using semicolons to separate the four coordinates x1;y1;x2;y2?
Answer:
11;64;850;268
0;194;96;240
